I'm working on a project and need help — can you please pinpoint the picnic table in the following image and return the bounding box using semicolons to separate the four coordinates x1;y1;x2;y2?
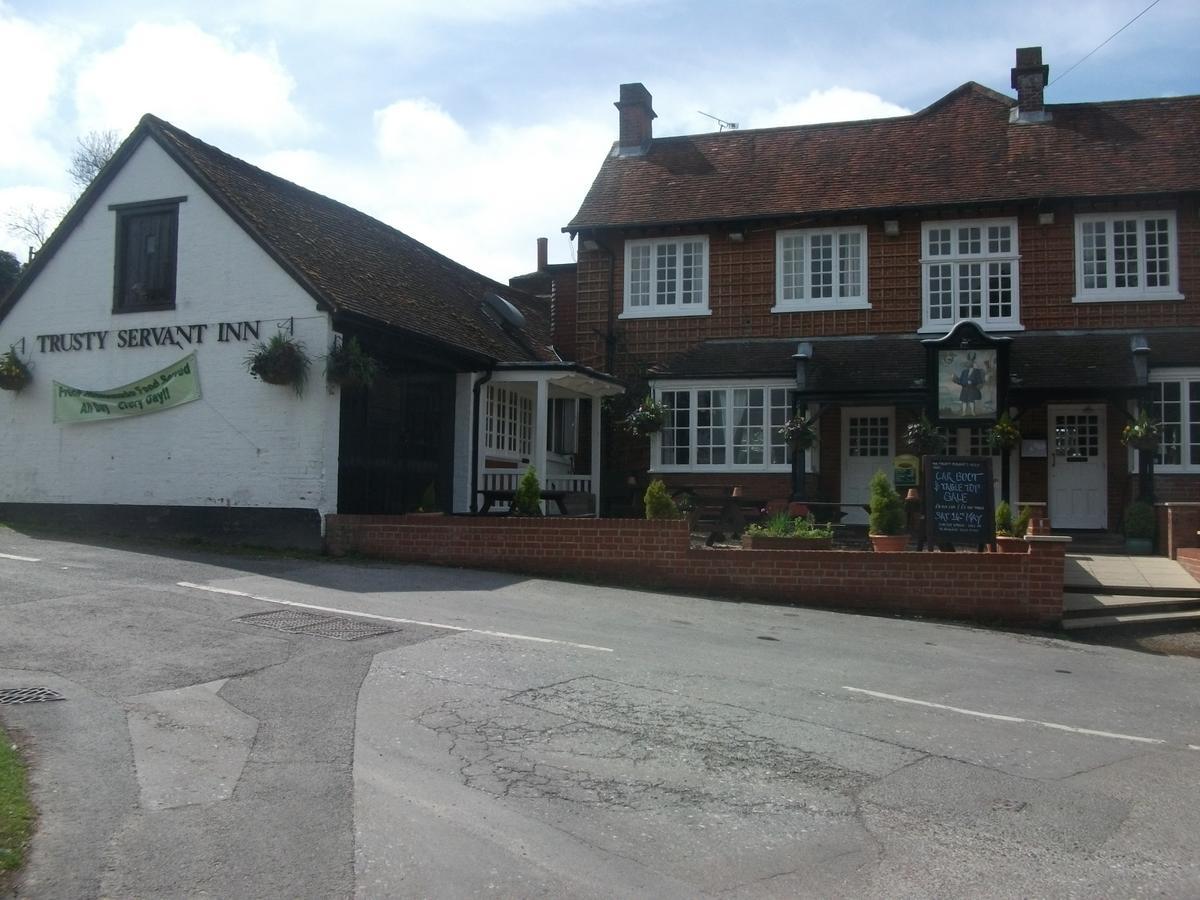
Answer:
477;488;570;516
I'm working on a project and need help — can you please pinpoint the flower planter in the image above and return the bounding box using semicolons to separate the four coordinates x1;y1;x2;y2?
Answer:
0;371;29;392
742;534;833;551
1125;537;1153;556
994;535;1026;554
868;533;910;552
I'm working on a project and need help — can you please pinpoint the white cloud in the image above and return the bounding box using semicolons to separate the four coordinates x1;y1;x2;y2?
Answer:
259;98;609;280
0;12;80;179
744;88;912;130
73;22;309;144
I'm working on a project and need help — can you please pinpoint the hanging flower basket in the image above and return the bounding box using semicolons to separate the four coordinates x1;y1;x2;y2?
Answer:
0;349;31;392
1121;410;1160;452
903;412;947;456
778;414;817;451
623;395;667;436
324;336;379;390
245;333;310;394
986;412;1021;452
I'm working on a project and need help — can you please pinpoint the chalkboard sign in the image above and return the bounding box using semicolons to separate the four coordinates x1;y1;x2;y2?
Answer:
924;456;995;547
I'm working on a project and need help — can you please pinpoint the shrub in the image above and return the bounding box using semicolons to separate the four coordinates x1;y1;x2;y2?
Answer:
1124;500;1156;540
325;336;379;390
416;483;438;513
868;470;905;536
995;500;1014;536
644;479;680;519
745;513;833;539
1013;505;1034;537
512;467;542;516
246;333;310;394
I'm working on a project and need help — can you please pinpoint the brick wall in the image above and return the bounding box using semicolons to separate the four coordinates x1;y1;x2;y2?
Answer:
1157;504;1200;558
325;515;1067;626
572;198;1200;376
1178;548;1200;583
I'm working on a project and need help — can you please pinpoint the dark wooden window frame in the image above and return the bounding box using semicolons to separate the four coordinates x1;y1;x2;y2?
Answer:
110;196;186;314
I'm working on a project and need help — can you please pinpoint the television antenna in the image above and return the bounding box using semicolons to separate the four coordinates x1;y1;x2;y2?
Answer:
697;110;738;131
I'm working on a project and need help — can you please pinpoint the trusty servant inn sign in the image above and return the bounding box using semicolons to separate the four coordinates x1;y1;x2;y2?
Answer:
921;320;1011;427
35;320;263;353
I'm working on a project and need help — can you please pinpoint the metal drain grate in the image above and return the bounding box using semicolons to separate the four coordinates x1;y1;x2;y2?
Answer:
238;609;398;641
0;687;65;704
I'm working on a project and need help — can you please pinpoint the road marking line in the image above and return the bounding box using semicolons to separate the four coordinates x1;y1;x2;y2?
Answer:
176;581;614;653
0;552;40;562
844;686;1170;747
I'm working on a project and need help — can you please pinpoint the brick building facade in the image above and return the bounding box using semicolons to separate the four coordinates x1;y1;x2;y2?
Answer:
564;47;1200;532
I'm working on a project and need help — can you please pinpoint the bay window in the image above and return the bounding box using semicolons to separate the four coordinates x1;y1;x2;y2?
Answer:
652;383;795;471
920;219;1020;331
1149;370;1200;471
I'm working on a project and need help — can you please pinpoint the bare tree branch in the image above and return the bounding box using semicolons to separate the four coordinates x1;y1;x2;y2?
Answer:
5;205;56;252
68;129;120;190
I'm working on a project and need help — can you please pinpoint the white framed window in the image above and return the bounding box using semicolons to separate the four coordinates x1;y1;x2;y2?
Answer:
547;397;578;457
1074;211;1182;303
651;382;795;472
484;385;533;459
1148;369;1200;472
774;226;868;311
621;236;710;318
920;219;1021;331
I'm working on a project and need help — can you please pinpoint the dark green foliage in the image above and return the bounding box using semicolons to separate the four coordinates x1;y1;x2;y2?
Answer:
644;479;680;519
246;333;310;395
995;501;1014;536
416;483;438;513
0;251;20;299
745;512;833;538
0;349;31;392
868;470;905;535
1124;500;1156;539
903;412;947;455
325;336;379;390
513;467;542;516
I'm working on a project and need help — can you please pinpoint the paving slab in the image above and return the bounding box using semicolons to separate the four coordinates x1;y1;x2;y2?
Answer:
1064;554;1200;592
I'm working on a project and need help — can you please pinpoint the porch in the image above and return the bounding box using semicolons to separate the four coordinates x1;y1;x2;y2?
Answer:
474;363;623;515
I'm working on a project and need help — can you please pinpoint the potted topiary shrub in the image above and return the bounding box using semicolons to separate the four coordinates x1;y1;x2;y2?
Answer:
742;512;834;550
325;336;379;391
1124;500;1156;555
246;333;310;394
624;395;667;436
644;478;680;519
993;501;1033;553
512;467;542;516
0;348;31;392
867;469;908;552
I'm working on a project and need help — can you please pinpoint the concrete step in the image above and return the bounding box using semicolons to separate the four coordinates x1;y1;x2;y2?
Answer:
1062;608;1200;630
1063;593;1200;614
1063;584;1200;598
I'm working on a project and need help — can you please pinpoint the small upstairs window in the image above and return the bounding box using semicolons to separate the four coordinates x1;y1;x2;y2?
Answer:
111;198;184;313
920;218;1020;332
622;235;709;318
1074;211;1181;303
774;226;868;312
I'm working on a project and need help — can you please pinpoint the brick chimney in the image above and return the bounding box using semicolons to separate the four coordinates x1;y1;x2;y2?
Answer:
536;237;548;271
1010;46;1051;124
615;83;656;156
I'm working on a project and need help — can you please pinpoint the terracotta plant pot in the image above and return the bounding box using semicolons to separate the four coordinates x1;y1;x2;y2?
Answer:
995;535;1026;553
868;533;910;552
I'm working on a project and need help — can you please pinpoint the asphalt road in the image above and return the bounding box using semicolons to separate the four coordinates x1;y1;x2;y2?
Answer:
1;526;1198;899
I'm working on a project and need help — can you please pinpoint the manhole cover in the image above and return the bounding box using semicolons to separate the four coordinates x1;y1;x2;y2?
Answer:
0;687;65;704
238;609;398;641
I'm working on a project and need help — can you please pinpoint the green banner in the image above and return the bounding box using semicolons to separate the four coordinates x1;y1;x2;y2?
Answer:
53;353;201;423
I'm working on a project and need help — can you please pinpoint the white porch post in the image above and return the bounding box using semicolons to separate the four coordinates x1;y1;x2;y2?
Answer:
590;394;602;517
533;377;549;512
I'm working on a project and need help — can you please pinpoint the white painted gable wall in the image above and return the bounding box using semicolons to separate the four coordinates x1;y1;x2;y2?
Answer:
0;137;341;518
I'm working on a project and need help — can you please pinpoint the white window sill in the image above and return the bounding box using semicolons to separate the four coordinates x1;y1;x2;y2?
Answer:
620;307;712;320
649;465;794;475
1149;466;1200;475
917;322;1025;334
1071;292;1185;304
771;301;871;314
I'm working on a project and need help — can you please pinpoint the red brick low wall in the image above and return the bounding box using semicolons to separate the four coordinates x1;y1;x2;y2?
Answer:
1157;503;1200;559
1179;548;1200;583
325;516;1067;626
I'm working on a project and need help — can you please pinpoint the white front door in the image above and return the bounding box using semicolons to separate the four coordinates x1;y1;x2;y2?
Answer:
841;407;894;526
1048;404;1107;529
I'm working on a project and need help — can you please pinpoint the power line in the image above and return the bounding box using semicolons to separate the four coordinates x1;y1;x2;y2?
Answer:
1050;0;1164;86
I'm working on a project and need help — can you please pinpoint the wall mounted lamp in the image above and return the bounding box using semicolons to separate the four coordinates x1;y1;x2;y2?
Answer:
883;220;900;236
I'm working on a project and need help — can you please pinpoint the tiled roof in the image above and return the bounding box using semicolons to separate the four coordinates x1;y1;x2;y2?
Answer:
0;115;554;365
651;330;1184;394
144;117;555;364
567;83;1200;231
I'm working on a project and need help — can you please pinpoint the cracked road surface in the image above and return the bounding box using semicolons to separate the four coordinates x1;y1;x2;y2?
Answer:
2;528;1199;898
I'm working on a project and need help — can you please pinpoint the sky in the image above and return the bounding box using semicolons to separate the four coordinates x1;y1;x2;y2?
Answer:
2;0;1198;282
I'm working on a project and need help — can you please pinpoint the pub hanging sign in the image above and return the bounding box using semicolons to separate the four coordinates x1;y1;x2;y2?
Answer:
921;320;1012;427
